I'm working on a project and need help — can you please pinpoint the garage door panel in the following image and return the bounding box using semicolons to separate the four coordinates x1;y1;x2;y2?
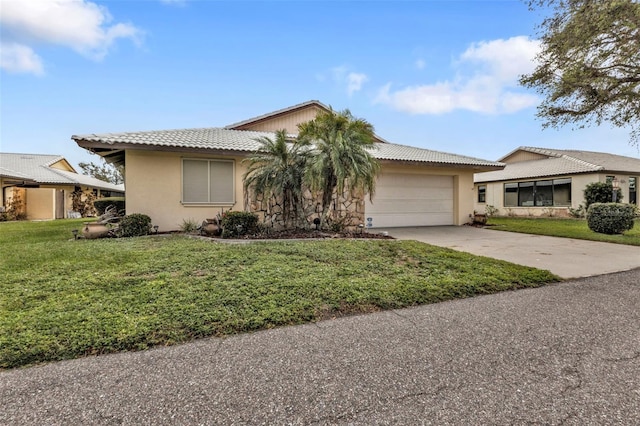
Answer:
369;212;453;227
366;173;454;227
374;188;452;199
369;199;453;214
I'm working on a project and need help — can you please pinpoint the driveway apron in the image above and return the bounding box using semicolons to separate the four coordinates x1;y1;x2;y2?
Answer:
379;226;640;278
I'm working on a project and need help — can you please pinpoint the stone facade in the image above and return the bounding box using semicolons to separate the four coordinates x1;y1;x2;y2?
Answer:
247;187;365;231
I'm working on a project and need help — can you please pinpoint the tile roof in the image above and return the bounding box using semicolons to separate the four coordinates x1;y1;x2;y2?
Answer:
371;142;503;167
0;153;124;192
74;128;274;152
73;128;503;168
517;147;640;172
476;146;640;183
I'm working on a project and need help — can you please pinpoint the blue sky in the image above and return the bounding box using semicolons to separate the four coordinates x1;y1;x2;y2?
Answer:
1;0;638;169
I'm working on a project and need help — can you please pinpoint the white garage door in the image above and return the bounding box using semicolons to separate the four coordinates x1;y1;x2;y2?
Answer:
365;173;454;227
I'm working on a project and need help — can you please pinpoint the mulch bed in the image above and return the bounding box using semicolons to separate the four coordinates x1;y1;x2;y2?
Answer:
242;229;394;240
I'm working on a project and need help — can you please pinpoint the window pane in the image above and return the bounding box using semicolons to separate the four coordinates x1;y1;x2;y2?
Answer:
535;180;553;206
210;161;234;203
518;182;534;207
183;160;209;202
504;183;518;207
478;185;486;203
553;178;572;206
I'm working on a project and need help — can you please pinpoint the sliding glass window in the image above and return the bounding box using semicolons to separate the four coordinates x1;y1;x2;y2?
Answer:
503;178;571;207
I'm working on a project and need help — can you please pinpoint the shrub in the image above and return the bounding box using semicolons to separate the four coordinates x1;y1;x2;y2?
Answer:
220;211;258;238
584;182;622;208
4;190;27;221
118;213;152;237
94;197;125;215
485;205;499;217
586;203;635;235
180;218;199;233
71;188;97;217
568;204;586;219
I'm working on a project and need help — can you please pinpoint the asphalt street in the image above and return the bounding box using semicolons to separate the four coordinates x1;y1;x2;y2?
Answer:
2;268;639;425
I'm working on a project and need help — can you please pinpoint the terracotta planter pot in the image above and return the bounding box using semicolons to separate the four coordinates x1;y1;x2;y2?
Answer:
201;219;221;236
82;222;109;239
473;214;487;225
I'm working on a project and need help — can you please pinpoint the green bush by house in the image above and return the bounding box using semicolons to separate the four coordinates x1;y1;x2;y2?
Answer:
94;197;125;215
584;182;622;207
587;203;636;235
221;211;259;238
118;213;152;237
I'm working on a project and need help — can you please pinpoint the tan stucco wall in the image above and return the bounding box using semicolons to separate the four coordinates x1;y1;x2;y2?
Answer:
501;151;548;164
125;150;478;230
474;172;638;216
25;188;55;220
48;159;75;172
232;106;323;134
125;150;249;231
375;163;475;226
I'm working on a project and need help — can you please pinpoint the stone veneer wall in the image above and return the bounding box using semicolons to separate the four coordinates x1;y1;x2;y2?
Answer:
247;187;365;231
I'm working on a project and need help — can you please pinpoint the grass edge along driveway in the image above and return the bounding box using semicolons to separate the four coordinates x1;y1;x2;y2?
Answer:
0;219;559;369
488;217;640;246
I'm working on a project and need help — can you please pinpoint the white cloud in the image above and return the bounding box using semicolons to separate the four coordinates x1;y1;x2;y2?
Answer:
0;42;44;75
376;36;541;115
460;36;541;82
347;72;368;96
324;65;368;95
415;59;426;70
0;0;142;74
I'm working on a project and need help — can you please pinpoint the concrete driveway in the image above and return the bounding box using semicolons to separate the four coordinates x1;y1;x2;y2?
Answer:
379;226;640;278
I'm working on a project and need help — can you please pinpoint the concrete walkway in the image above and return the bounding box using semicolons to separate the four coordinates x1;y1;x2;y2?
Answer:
379;226;640;278
1;269;639;425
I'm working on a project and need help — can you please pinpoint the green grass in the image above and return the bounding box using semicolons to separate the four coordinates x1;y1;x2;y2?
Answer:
488;217;640;246
0;219;559;369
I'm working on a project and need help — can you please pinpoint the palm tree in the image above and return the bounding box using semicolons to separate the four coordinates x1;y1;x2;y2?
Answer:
243;129;308;229
298;108;380;228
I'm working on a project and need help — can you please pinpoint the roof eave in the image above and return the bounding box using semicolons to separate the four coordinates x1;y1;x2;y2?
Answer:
378;158;504;170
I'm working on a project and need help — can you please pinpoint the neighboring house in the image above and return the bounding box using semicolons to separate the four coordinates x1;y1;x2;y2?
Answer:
0;153;125;220
474;147;640;216
73;100;503;231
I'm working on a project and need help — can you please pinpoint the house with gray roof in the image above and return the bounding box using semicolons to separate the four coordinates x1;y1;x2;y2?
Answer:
474;147;640;216
73;101;502;231
1;153;124;220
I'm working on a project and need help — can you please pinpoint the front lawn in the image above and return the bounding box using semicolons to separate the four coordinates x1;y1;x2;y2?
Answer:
488;217;640;246
0;219;559;369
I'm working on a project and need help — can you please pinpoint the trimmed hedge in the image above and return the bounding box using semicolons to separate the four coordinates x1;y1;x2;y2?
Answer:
220;211;259;238
586;203;636;235
118;213;152;237
94;197;125;215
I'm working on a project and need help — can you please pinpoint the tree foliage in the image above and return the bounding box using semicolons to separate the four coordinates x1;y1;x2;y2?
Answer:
243;129;309;228
298;109;380;227
583;181;622;207
78;160;124;185
521;0;640;144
